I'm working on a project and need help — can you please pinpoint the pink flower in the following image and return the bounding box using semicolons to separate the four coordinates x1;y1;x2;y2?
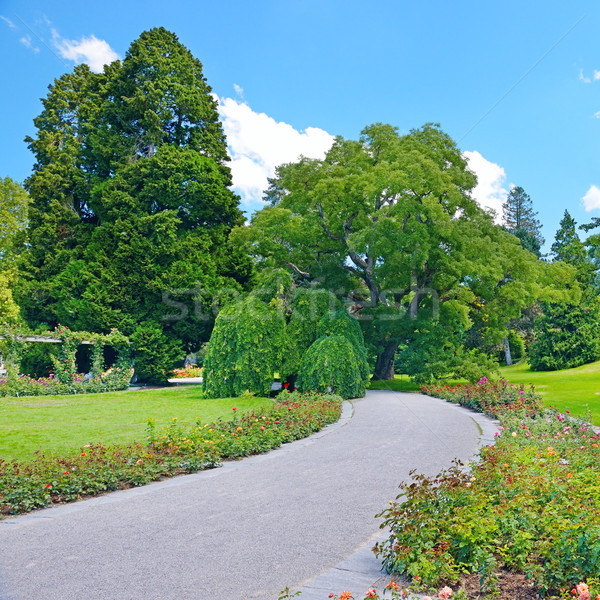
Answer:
576;582;590;600
365;589;377;598
438;587;453;600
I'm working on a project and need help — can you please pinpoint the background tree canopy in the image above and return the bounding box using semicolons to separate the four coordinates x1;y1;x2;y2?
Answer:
233;123;573;382
15;28;252;382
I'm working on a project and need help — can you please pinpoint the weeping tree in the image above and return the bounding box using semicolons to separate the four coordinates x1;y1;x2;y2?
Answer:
202;296;286;398
202;283;370;399
280;288;342;384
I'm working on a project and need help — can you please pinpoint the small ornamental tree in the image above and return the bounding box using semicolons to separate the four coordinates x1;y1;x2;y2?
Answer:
316;310;370;383
297;336;365;399
202;296;285;398
280;289;341;382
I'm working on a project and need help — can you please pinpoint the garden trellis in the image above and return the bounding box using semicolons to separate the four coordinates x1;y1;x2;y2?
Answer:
0;326;132;396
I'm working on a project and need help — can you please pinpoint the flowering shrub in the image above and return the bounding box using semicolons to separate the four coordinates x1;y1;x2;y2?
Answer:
147;390;342;460
170;365;203;378
0;392;342;516
318;582;468;600
374;380;600;598
420;377;543;418
0;369;133;397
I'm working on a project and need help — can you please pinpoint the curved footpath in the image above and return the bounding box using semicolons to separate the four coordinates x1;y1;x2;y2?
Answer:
0;390;497;600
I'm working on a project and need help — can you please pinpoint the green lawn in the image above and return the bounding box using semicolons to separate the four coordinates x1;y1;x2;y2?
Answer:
0;386;271;462
500;360;600;423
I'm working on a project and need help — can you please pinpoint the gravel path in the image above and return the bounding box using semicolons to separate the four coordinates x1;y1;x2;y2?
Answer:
0;390;494;600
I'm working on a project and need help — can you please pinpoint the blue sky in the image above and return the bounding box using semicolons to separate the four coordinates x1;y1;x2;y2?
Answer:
2;0;600;248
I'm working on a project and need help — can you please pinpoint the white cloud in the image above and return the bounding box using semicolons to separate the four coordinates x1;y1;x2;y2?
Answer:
594;111;600;119
594;70;600;81
463;150;507;223
52;29;119;72
215;96;335;210
582;185;600;212
579;69;591;83
19;35;39;53
0;16;15;29
233;83;244;98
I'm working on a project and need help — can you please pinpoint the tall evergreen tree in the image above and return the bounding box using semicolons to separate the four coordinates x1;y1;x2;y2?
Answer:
551;210;586;265
16;28;251;382
502;186;545;246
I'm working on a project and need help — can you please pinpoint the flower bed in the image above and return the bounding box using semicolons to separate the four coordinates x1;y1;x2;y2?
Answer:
170;365;203;379
420;377;543;418
0;368;132;397
368;379;600;599
0;391;342;517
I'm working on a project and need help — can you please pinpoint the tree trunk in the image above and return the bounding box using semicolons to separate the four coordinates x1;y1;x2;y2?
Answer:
504;336;512;366
371;340;400;380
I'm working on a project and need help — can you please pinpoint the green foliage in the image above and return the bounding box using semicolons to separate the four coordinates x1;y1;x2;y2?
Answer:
380;382;600;596
19;342;56;378
316;310;370;382
280;288;341;381
551;210;587;266
502;185;544;246
529;299;600;371
0;178;29;327
507;329;525;361
131;321;182;384
203;296;286;397
16;28;250;381
0;177;29;268
297;336;366;398
513;228;541;257
0;392;342;516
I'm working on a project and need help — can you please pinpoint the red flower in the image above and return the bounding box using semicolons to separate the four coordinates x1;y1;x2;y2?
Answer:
81;453;86;457
232;407;237;411
45;484;51;488
260;426;265;431
63;471;69;475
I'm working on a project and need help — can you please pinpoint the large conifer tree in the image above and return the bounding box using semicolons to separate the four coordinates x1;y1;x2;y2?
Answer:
502;185;545;247
17;28;251;382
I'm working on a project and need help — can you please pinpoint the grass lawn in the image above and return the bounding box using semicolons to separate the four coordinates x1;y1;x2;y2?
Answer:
0;386;271;462
500;359;600;423
367;375;421;393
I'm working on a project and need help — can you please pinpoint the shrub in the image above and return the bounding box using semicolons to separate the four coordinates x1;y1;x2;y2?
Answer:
529;300;600;371
376;379;600;597
131;321;182;384
297;336;366;399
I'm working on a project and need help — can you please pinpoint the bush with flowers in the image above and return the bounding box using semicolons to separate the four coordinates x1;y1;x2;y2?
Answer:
420;376;543;418
372;378;600;599
0;391;342;516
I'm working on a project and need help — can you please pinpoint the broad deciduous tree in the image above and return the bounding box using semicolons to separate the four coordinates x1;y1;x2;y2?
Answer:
233;123;570;381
